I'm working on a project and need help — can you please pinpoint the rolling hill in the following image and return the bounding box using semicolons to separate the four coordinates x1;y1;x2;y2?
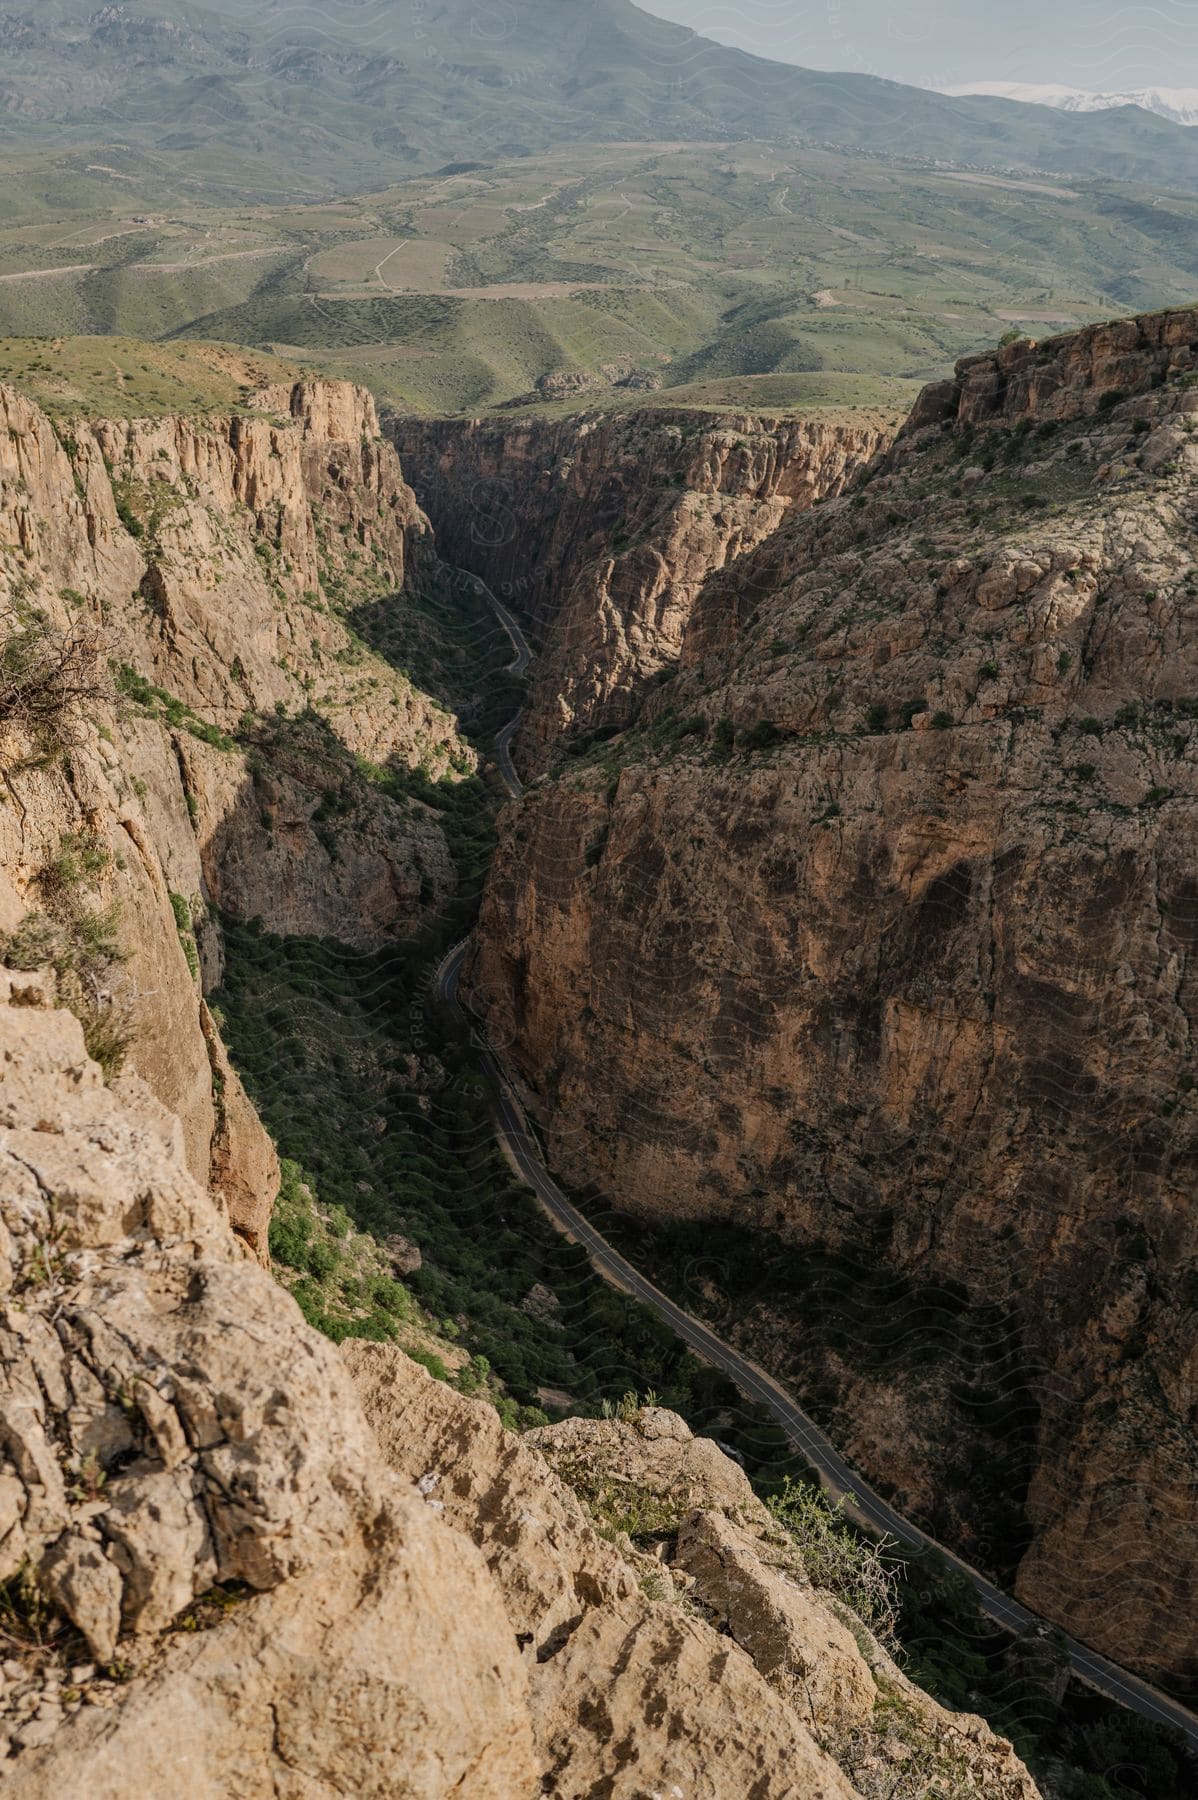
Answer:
1;137;1196;418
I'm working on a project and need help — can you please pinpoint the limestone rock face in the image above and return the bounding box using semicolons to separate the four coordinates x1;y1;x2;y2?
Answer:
347;1343;858;1798
348;1350;1040;1800
904;303;1198;432
1;374;473;1244
0;721;277;1254
469;313;1198;1683
0;991;535;1795
393;406;891;768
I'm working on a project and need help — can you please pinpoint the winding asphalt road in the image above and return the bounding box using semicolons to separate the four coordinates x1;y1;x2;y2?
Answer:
436;572;1198;1754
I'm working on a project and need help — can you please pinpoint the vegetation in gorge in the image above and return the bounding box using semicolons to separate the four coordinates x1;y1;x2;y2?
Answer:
208;749;1190;1800
213;914;768;1435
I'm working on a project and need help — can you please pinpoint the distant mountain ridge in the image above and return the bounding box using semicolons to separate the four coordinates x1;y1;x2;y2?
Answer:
943;81;1198;129
0;0;1197;200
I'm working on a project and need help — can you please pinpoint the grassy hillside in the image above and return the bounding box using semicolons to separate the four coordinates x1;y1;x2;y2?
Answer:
0;139;1192;418
0;336;304;416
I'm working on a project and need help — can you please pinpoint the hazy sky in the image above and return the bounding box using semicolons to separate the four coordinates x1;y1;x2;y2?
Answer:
638;1;1198;91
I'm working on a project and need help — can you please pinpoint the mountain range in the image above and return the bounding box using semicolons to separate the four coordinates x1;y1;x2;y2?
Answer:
1;0;1197;200
943;82;1198;129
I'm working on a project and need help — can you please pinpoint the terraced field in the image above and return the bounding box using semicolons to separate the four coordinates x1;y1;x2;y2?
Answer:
0;139;1195;417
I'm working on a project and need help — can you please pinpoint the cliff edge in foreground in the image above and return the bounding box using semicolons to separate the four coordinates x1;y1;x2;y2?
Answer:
0;976;1038;1796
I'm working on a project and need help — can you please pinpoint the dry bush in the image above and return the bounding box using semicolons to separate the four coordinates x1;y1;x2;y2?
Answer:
768;1477;900;1643
0;614;112;769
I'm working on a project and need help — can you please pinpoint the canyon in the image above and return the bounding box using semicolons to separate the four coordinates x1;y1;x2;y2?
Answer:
466;307;1198;1694
0;359;1057;1794
394;407;890;769
1;310;1195;1794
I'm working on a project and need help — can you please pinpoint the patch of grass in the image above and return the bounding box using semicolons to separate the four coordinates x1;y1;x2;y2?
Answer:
2;880;131;1082
116;664;236;751
170;892;200;980
0;336;303;419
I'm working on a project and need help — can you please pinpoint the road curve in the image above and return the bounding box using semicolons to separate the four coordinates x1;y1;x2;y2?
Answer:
435;574;1198;1754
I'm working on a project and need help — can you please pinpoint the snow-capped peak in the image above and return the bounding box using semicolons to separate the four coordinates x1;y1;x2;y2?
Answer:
940;81;1198;128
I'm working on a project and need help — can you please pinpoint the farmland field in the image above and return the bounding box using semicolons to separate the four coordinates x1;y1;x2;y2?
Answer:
0;139;1194;418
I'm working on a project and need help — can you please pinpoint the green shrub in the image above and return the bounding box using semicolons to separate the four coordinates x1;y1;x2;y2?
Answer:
768;1477;899;1639
2;824;130;1079
39;831;110;901
739;718;781;753
169;893;200;979
114;490;145;538
305;1239;340;1280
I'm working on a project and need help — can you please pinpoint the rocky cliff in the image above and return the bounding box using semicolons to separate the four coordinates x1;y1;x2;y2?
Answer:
905;304;1198;433
0;973;1039;1796
392;408;890;768
0;982;535;1795
1;374;474;1253
468;306;1198;1686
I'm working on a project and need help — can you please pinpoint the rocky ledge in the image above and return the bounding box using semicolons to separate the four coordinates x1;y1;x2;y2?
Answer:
0;980;1038;1797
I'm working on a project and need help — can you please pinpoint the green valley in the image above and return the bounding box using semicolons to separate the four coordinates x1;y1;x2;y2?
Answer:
0;141;1196;418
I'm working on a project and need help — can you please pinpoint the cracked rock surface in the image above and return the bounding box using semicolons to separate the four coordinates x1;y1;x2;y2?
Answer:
348;1342;1040;1799
0;991;534;1794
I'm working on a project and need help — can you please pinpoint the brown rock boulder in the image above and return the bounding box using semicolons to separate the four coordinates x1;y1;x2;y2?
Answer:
0;996;534;1794
346;1343;860;1799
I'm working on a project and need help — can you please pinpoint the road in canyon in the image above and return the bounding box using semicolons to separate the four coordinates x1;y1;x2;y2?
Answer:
435;573;1198;1754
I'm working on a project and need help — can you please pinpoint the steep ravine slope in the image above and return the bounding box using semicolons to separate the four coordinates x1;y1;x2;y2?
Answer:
0;372;472;1254
0;356;1054;1796
393;407;890;769
0;980;1043;1795
469;306;1198;1690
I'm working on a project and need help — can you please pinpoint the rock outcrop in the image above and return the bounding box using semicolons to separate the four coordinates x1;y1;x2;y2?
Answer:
347;1346;1040;1799
468;307;1198;1684
906;304;1198;433
0;983;1038;1796
1;375;476;1245
0;986;535;1794
392;407;890;767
